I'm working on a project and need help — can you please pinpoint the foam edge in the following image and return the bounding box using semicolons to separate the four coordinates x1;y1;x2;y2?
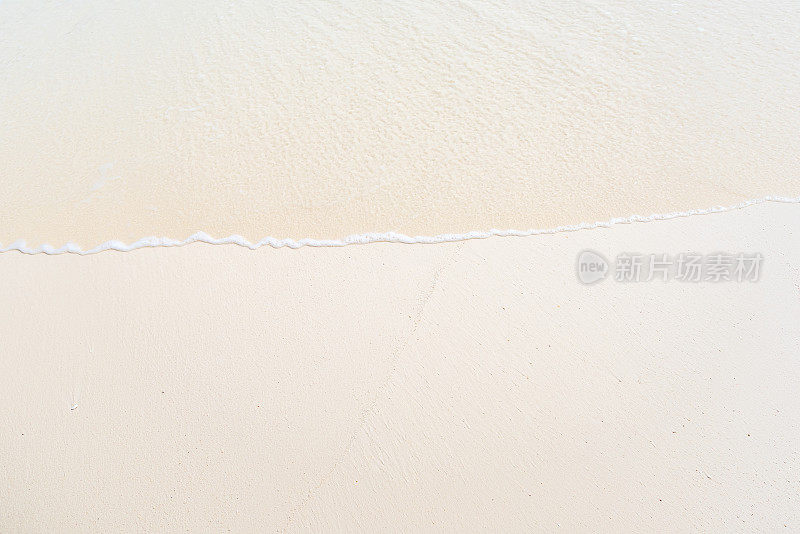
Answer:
2;196;799;255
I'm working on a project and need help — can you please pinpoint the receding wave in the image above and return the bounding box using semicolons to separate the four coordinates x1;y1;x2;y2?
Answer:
2;196;797;255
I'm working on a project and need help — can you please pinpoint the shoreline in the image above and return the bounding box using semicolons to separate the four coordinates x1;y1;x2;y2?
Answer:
3;195;799;255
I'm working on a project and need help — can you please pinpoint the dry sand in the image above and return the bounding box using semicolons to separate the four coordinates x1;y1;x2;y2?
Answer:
2;0;800;247
2;201;799;531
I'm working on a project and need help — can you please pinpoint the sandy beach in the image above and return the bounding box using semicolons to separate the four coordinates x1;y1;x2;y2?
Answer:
2;1;800;531
2;201;799;531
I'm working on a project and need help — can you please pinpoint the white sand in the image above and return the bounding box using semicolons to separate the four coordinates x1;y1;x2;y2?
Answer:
2;201;799;531
2;1;799;530
2;0;799;247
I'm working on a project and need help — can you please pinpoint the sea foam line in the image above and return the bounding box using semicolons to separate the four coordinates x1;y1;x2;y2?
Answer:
2;195;799;255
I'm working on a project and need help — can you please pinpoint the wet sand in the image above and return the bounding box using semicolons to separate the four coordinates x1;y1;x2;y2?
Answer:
2;202;799;531
2;2;800;531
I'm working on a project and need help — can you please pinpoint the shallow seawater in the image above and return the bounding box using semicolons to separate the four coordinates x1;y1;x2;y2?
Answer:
1;0;798;248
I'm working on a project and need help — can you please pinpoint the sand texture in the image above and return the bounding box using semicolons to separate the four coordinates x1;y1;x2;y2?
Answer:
2;201;799;531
